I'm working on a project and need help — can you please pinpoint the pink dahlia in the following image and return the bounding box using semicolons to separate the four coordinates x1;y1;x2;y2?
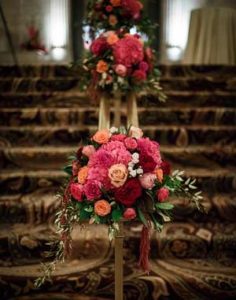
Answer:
113;35;144;68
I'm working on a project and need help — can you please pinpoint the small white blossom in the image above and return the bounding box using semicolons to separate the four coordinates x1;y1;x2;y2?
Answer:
137;168;143;175
110;127;118;134
130;170;137;177
132;153;139;160
102;73;107;80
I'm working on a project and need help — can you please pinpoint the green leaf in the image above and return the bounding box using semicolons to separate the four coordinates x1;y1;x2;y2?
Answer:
155;202;174;210
150;214;163;231
94;215;101;224
79;209;91;221
112;208;122;222
137;207;147;226
63;165;72;176
84;205;94;213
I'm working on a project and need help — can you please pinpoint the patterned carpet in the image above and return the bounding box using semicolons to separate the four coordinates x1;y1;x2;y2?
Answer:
0;65;236;299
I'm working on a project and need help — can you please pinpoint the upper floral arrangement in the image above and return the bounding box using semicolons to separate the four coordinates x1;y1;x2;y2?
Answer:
85;0;155;37
79;31;165;100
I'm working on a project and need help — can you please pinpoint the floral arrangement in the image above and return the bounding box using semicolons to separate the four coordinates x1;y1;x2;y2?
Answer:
79;31;165;100
21;25;47;53
85;0;155;36
35;126;203;286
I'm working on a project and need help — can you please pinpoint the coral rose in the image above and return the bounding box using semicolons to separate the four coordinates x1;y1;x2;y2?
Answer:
108;163;128;187
114;178;142;206
157;187;169;202
82;145;96;158
84;180;102;200
155;168;163;183
132;69;147;81
109;14;118;26
94;200;111;216
139;173;156;189
114;64;127;77
113;35;144;67
96;60;109;73
91;37;108;56
123;208;136;220
110;0;121;6
124;137;137;150
78;166;89;184
93;129;110;144
107;32;119;45
70;183;83;202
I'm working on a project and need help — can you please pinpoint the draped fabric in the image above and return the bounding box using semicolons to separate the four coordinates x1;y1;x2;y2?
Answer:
184;7;236;64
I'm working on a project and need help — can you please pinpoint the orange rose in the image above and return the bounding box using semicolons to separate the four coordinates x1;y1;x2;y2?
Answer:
78;166;89;184
108;15;118;26
110;0;121;7
93;129;110;144
155;168;163;183
108;164;128;187
107;32;119;45
96;60;108;73
94;200;111;216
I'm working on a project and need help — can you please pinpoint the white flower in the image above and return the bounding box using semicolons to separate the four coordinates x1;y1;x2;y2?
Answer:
130;170;137;177
137;168;143;175
129;126;143;139
132;153;139;159
102;73;107;80
110;127;118;134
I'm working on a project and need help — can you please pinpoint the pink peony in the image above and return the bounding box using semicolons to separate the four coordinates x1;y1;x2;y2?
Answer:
82;145;96;158
139;173;156;189
157;187;169;202
88;149;114;168
124;137;137;150
113;35;144;68
139;61;149;72
114;64;127;77
123;207;136;220
83;180;102;200
102;141;132;165
90;37;108;56
70;183;83;202
87;166;111;190
132;69;147;81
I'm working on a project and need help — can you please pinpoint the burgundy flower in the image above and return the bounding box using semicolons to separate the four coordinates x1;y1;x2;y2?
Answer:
90;37;108;56
139;61;149;72
121;0;143;19
114;178;142;206
161;160;171;175
132;69;147;81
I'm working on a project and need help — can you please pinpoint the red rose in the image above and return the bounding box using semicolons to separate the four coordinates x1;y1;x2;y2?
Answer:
111;134;126;142
161;160;171;175
139;155;157;173
132;69;147;81
114;178;142;206
113;35;144;67
156;187;169;202
70;183;83;202
90;37;108;56
123;208;136;220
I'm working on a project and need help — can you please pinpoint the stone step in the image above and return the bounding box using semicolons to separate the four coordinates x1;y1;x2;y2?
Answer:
0;190;235;225
0;77;235;93
1;146;235;171
0;125;235;147
0;222;235;264
0;64;236;78
0;107;235;127
0;90;235;108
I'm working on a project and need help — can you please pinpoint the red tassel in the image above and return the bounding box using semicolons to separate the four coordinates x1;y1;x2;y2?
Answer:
139;223;151;273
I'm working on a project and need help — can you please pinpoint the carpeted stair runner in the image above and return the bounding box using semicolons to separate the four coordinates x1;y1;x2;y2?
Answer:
0;65;236;299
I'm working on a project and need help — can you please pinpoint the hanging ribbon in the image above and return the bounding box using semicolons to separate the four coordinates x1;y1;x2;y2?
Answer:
127;91;139;127
98;93;110;130
138;221;151;273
